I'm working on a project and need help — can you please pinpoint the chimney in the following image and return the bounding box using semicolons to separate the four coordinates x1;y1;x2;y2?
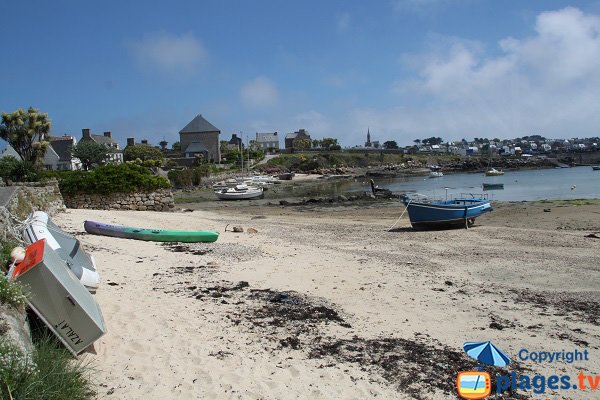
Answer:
127;138;135;147
82;128;91;139
141;139;148;145
103;131;112;138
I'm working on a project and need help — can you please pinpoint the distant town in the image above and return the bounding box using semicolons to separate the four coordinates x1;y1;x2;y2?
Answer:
1;112;599;171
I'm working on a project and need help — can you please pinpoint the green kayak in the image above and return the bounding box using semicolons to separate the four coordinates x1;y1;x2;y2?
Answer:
84;220;219;243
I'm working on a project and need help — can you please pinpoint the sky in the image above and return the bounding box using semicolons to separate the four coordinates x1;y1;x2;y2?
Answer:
1;0;600;149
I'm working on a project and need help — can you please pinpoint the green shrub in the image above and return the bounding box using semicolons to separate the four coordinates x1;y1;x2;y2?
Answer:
56;163;170;196
0;239;18;272
0;157;41;182
0;335;96;400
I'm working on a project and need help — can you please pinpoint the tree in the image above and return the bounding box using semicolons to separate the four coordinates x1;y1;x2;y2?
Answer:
171;141;181;152
123;144;164;164
321;138;338;151
0;107;51;163
312;139;321;149
413;139;421;145
295;138;311;150
71;141;112;170
422;136;443;145
383;140;399;149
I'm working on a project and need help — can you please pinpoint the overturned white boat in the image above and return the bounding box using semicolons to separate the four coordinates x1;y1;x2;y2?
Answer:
21;211;101;293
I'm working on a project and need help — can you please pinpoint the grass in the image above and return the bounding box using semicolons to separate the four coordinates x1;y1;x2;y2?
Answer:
0;335;96;400
1;239;18;273
538;199;600;206
0;239;28;311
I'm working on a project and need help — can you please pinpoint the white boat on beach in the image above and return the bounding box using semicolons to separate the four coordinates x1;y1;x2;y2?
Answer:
21;211;101;293
215;184;264;200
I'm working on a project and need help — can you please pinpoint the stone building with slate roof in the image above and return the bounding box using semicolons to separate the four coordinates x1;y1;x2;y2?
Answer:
179;114;220;162
284;129;311;151
47;135;82;170
255;132;279;153
0;135;82;170
79;128;123;164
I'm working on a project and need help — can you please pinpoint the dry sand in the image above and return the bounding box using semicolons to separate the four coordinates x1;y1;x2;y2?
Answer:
54;200;600;399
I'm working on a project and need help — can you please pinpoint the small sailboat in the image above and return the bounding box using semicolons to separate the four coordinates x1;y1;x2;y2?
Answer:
429;165;444;177
485;152;504;176
485;167;504;176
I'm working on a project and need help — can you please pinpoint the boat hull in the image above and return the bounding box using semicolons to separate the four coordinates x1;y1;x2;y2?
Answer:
482;183;504;190
404;199;493;230
22;211;100;293
214;188;264;200
84;221;219;243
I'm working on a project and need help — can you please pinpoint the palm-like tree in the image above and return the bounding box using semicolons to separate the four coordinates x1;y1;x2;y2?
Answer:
0;107;51;163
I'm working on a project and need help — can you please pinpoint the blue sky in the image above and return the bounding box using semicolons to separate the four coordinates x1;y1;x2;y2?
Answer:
1;0;600;149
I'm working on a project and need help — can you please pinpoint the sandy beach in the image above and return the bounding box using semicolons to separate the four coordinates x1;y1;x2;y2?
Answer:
54;199;600;399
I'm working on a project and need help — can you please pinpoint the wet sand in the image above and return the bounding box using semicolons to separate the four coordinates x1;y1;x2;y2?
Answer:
55;199;600;399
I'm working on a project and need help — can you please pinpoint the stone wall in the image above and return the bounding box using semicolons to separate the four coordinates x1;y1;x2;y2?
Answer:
0;180;65;242
64;188;174;211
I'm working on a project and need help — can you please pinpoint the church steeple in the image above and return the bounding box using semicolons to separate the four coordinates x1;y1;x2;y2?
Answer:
365;128;372;147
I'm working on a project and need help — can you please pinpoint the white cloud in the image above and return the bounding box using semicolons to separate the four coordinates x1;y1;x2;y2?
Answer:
382;7;600;143
128;31;209;76
240;77;279;109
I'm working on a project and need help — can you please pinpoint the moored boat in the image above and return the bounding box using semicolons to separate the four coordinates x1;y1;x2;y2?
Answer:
277;172;294;180
482;183;504;190
429;165;444;177
400;194;493;230
215;184;264;200
485;167;504;176
84;221;219;242
593;166;600;171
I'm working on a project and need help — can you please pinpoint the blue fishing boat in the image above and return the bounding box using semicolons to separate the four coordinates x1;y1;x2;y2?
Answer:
400;194;493;230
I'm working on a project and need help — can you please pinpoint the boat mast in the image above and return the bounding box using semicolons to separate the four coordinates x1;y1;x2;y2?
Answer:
240;131;243;176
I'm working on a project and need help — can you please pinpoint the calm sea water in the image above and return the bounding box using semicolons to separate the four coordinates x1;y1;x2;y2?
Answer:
366;166;600;201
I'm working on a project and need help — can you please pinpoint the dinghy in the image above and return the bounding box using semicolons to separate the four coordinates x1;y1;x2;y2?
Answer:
400;194;493;230
22;211;101;293
84;221;219;243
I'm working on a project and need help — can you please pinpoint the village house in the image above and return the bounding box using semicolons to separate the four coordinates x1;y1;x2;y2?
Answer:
179;114;221;162
0;135;82;170
284;129;311;152
47;135;82;170
255;132;279;153
79;129;123;164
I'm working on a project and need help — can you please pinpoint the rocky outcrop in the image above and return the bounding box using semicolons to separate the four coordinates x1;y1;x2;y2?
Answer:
0;180;65;241
0;304;33;356
64;189;175;211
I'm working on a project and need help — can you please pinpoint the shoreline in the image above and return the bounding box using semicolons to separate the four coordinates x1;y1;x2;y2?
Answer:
53;200;600;399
